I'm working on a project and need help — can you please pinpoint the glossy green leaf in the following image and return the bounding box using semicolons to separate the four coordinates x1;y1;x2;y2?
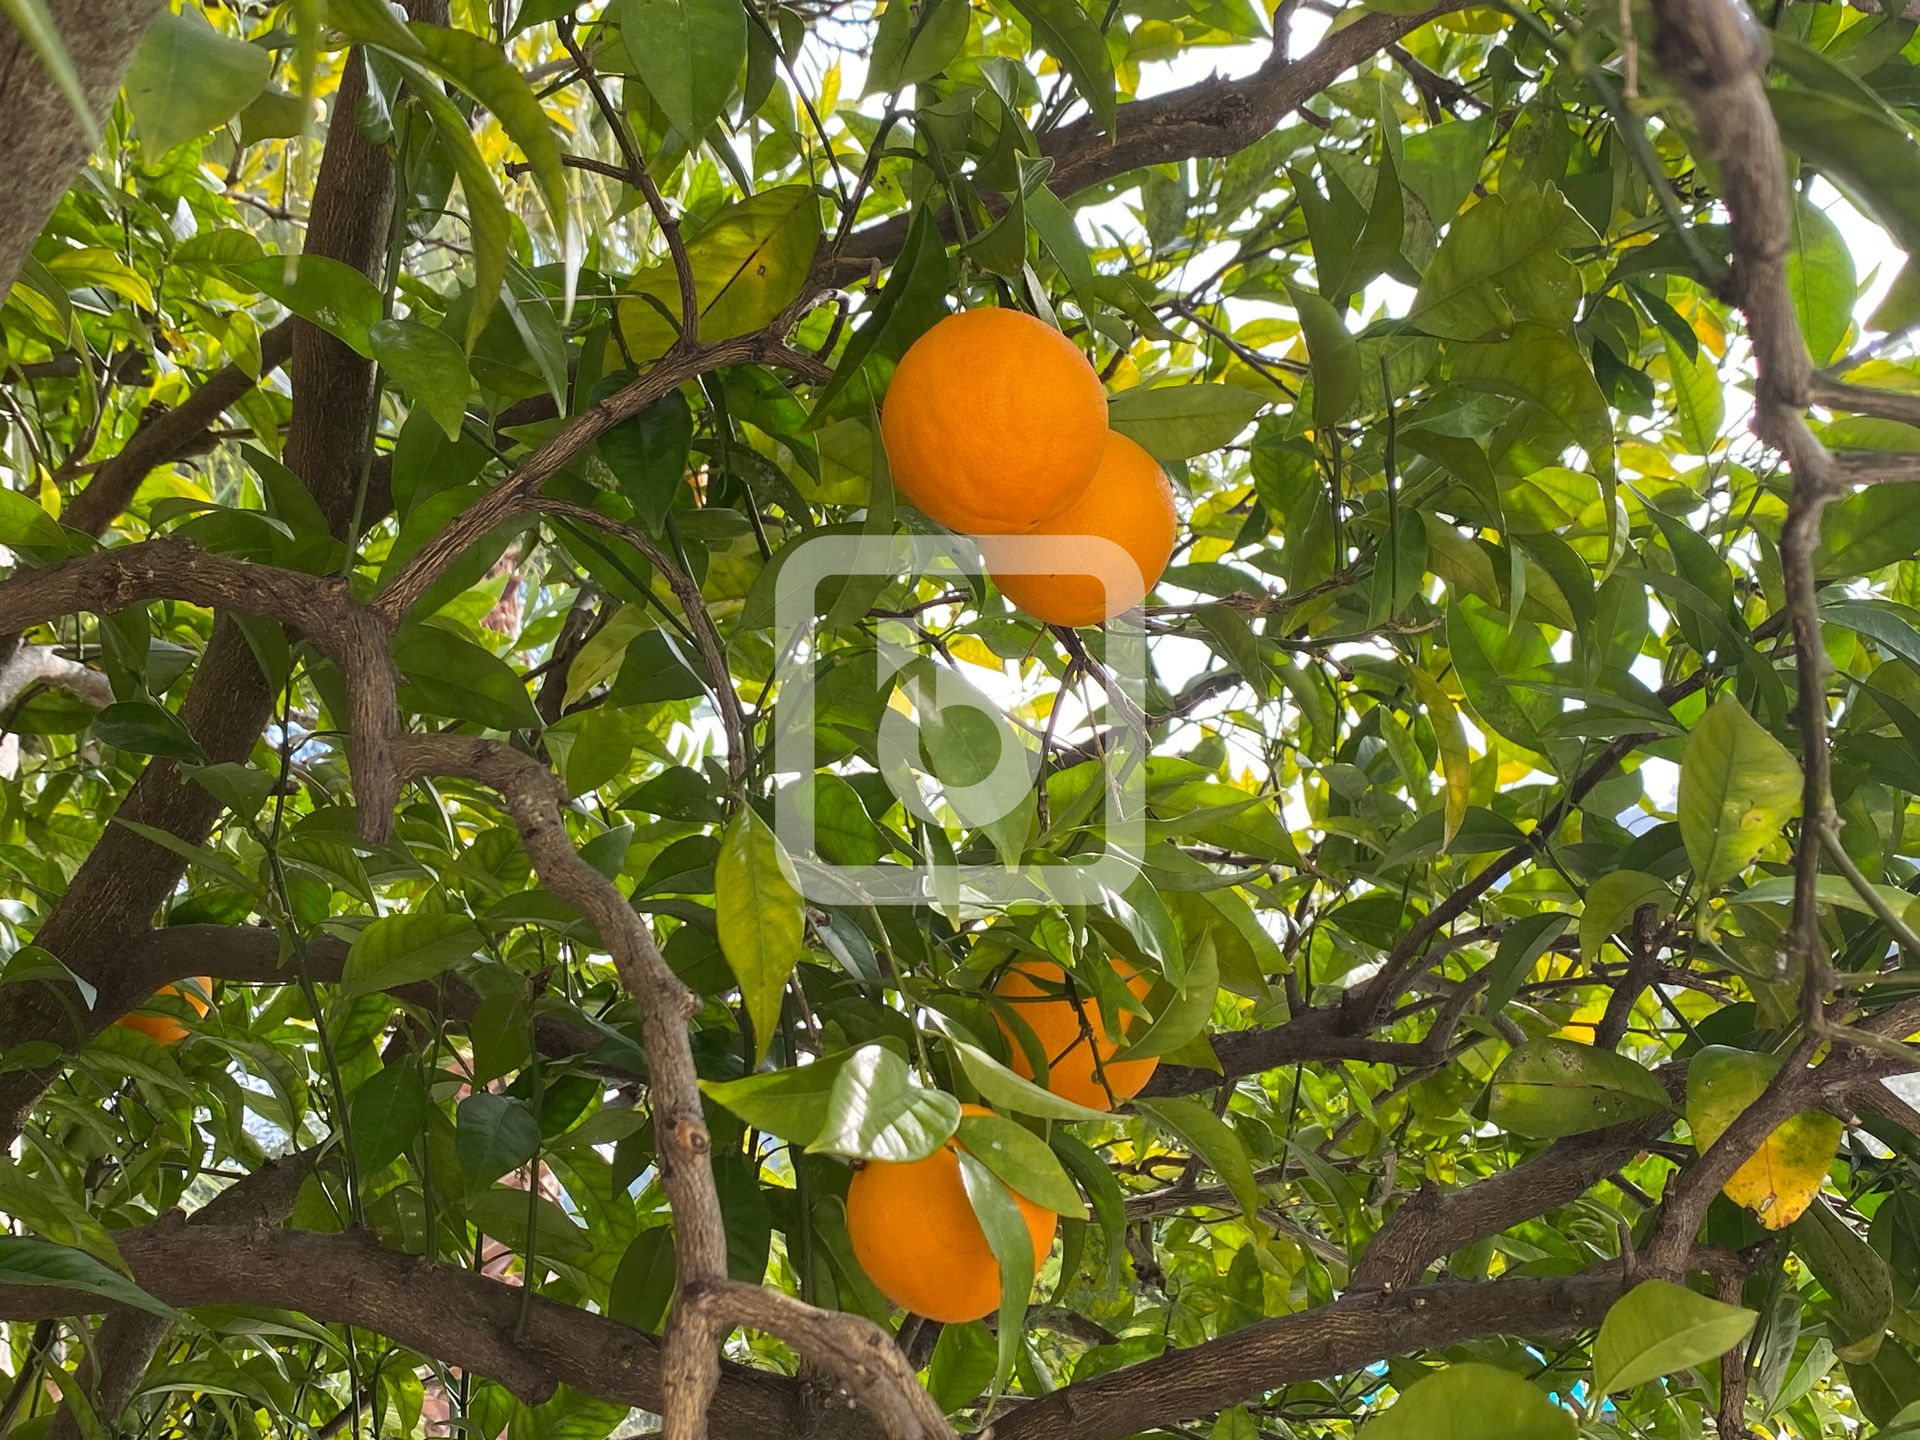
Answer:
1108;382;1267;461
341;913;484;998
955;1110;1082;1213
807;1043;961;1161
394;623;543;732
456;1092;542;1200
1362;1363;1574;1440
616;0;745;144
371;319;473;440
1594;1278;1756;1395
715;808;806;1061
994;0;1115;134
1134;1096;1263;1221
1411;186;1589;340
0;1237;174;1319
1288;285;1360;426
618;187;822;360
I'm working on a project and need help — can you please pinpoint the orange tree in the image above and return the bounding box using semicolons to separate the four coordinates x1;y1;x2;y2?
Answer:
4;1;1920;1437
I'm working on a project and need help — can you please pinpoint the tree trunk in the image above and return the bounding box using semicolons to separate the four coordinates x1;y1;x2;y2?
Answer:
0;0;163;298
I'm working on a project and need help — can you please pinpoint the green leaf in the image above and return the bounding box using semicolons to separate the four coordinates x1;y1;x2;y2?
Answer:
394;623;543;732
0;1237;175;1319
1786;197;1857;367
1815;484;1920;580
1287;286;1360;426
326;0;426;55
1677;694;1802;891
610;1228;675;1332
349;1063;429;1173
1361;1363;1574;1440
456;1092;542;1200
1450;321;1614;482
371;319;473;440
396;59;512;347
1407;667;1469;847
341;913;483;998
0;489;67;550
616;0;745;144
699;1049;853;1145
813;205;950;415
1134;1095;1263;1222
94;701;205;762
1487;1038;1670;1139
1663;334;1724;456
807;1043;961;1161
1411;186;1589;340
230;255;384;358
617;187;822;361
1770;88;1920;261
1446;594;1556;756
948;1038;1111;1123
411;24;570;250
1578;870;1674;964
994;0;1115;134
600;390;694;533
125;7;271;153
955;1111;1082;1214
956;1149;1035;1405
1594;1278;1757;1395
1795;1196;1893;1363
1108;383;1267;461
715;808;805;1062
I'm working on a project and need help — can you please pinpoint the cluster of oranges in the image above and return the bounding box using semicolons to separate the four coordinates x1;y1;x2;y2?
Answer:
846;957;1157;1323
880;309;1179;628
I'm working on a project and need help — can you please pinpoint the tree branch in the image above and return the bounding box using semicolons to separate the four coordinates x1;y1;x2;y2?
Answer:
987;1268;1631;1440
0;1223;821;1440
61;320;297;538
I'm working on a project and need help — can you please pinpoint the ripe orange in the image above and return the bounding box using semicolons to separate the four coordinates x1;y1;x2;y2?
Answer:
994;957;1159;1110
879;309;1108;535
982;431;1178;627
115;977;212;1046
845;1103;1057;1322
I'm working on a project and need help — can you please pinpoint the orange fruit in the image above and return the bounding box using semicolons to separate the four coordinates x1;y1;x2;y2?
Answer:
845;1103;1057;1322
879;309;1108;535
115;977;212;1046
982;431;1177;627
994;957;1159;1110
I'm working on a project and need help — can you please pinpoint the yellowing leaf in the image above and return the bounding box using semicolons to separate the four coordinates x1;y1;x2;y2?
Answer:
1686;1045;1841;1230
949;635;1004;670
616;186;822;361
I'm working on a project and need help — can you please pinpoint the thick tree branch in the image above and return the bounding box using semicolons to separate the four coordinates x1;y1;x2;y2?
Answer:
0;1223;819;1440
1350;1109;1673;1292
835;5;1464;268
1652;0;1848;1069
988;1268;1630;1440
0;1;162;298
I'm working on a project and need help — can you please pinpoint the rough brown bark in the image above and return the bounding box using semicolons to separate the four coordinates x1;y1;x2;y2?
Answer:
0;0;162;298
